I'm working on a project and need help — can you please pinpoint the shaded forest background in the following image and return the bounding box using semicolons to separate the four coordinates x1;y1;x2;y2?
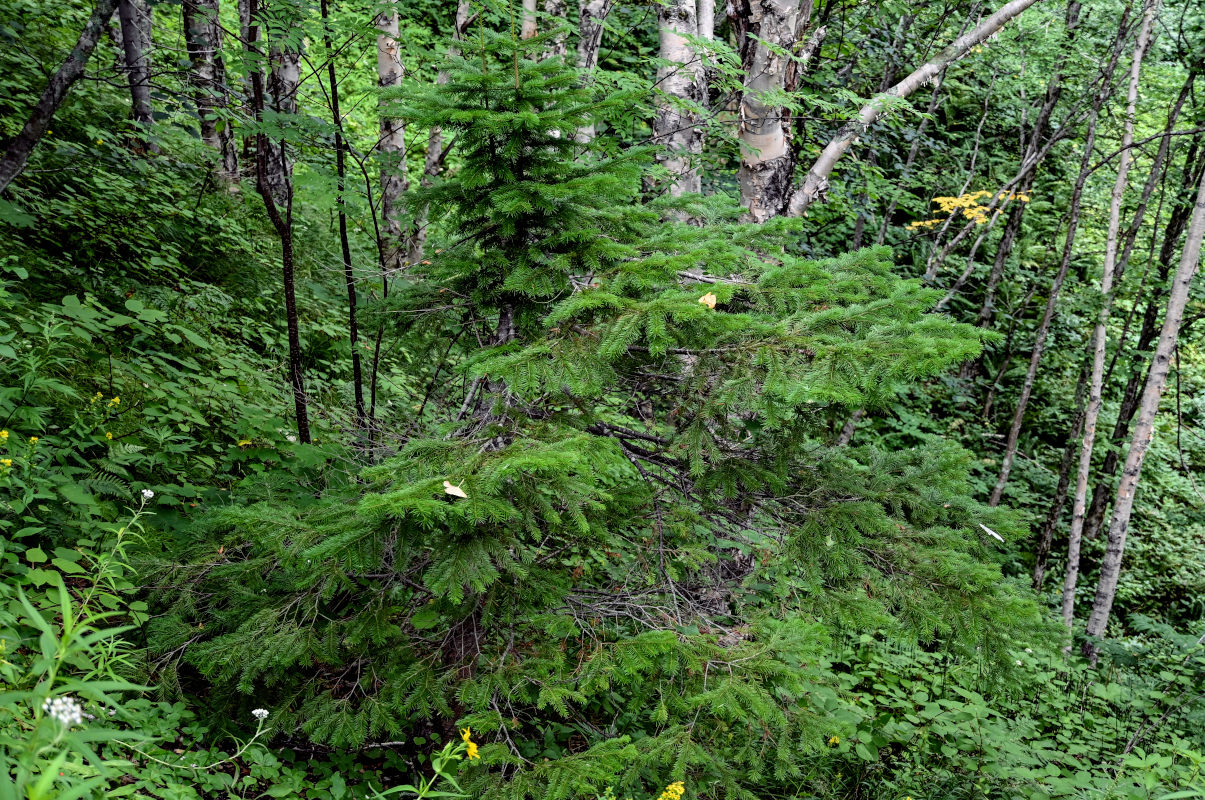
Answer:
2;0;1205;797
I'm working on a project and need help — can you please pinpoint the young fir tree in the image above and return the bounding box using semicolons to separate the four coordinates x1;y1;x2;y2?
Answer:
149;28;1049;800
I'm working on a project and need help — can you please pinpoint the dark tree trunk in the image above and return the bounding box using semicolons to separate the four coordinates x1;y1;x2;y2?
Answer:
1033;361;1090;591
248;0;310;443
321;0;365;432
0;0;120;192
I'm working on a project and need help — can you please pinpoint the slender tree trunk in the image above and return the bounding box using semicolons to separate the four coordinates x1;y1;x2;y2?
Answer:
248;0;310;443
1082;86;1199;542
377;0;409;268
578;0;608;73
544;0;568;58
262;12;300;207
652;0;705;196
238;0;258;178
736;0;808;221
521;0;538;39
415;0;471;265
0;0;120;192
875;72;943;245
320;0;365;431
183;0;238;182
971;2;1079;330
1061;0;1158;628
575;0;609;140
697;0;715;40
786;0;1044;218
975;173;1034;328
1083;163;1205;657
987;19;1128;506
1033;361;1089;591
118;0;154;132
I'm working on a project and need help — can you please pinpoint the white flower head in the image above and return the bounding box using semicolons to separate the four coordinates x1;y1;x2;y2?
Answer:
1015;660;1023;666
252;708;270;721
1025;647;1033;654
141;488;155;500
42;695;85;727
286;434;297;443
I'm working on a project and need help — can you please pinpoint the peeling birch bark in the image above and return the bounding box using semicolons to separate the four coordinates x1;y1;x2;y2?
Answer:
652;0;706;195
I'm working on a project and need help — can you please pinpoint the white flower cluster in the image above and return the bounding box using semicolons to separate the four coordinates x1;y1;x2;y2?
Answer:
42;695;84;727
141;488;155;500
252;708;269;721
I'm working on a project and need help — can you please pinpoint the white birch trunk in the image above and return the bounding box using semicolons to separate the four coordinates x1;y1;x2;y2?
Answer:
544;0;568;58
118;0;154;129
263;35;300;206
521;0;538;39
1083;155;1205;649
1061;0;1158;629
652;0;705;195
376;1;408;268
183;0;238;182
737;0;805;222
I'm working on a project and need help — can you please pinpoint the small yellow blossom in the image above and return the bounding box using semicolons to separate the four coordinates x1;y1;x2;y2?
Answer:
29;436;38;444
108;396;121;407
460;728;480;760
698;292;717;309
656;781;685;800
0;458;11;468
105;432;114;440
828;735;840;746
0;430;7;441
237;438;253;447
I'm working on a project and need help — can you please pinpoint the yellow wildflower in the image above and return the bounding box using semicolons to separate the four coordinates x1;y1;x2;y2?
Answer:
656;781;685;800
29;436;38;444
460;728;480;760
0;458;11;468
698;292;717;309
237;439;253;447
105;432;114;440
0;430;7;440
108;396;121;407
828;735;840;746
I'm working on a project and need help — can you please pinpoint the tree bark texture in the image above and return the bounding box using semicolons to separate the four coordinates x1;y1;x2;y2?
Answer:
1083;159;1205;653
521;0;538;39
1062;0;1158;628
736;0;806;221
377;0;409;268
544;0;568;59
183;0;239;181
786;0;1045;218
1082;82;1200;542
0;0;120;192
652;0;705;196
118;0;154;129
